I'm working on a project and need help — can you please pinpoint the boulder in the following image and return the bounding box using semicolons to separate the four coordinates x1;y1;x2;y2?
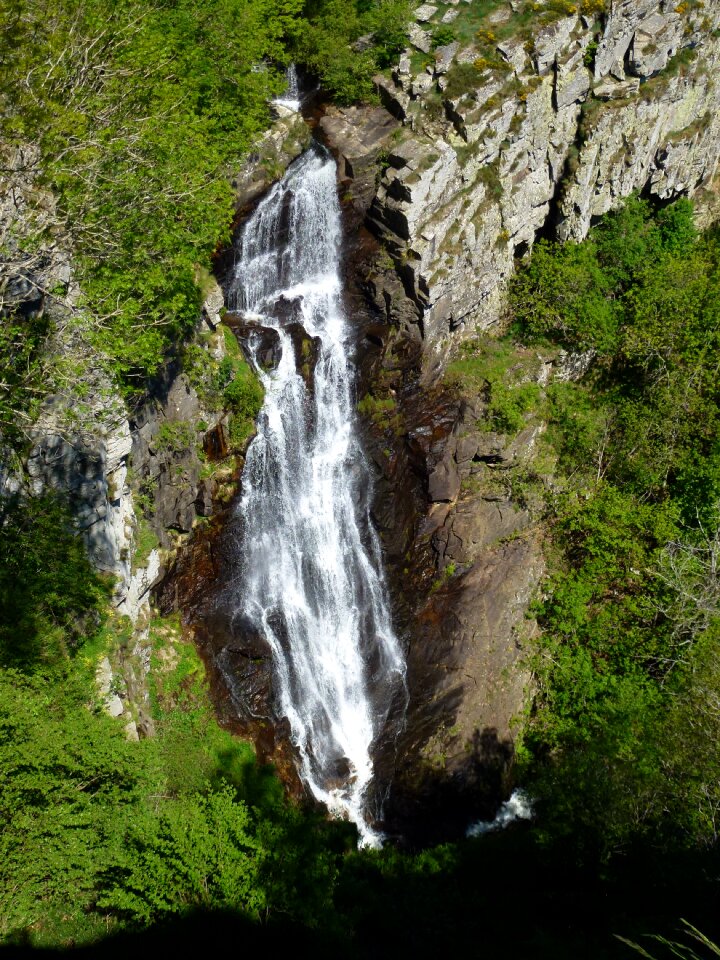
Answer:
428;455;460;502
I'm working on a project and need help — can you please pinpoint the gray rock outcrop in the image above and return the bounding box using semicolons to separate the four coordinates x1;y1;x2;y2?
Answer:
354;0;720;367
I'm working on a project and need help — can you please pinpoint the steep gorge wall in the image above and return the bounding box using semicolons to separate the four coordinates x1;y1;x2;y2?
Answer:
317;0;720;840
1;103;311;617
365;0;720;370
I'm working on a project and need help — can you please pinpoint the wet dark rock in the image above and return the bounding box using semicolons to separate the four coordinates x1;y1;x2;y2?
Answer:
154;494;304;794
220;648;273;718
434;499;530;568
227;628;274;663
330;756;352;782
224;314;283;371
272;295;303;324
194;479;216;517
427;455;460;503
287;321;322;389
203;421;229;461
351;315;543;842
456;431;508;464
364;324;386;349
379;536;542;845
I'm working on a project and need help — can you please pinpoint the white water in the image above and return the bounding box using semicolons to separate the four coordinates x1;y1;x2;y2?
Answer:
273;63;301;112
466;789;533;837
227;147;406;845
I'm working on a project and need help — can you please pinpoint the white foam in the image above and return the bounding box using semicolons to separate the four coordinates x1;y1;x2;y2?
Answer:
273;63;302;112
466;790;534;837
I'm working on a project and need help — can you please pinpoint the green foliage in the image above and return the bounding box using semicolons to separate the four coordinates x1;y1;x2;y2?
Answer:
292;0;412;102
357;393;397;418
0;667;150;940
445;337;542;436
527;484;680;745
432;25;456;49
222;354;264;451
362;0;413;69
357;391;403;435
444;62;485;99
508;196;720;860
0;313;50;440
0;595;345;945
1;0;301;390
156;421;197;455
223;368;261;415
146;619;282;808
621;920;720;960
509;237;619;351
182;342;223;409
179;327;263;449
583;38;599;68
98;786;265;924
510;196;700;354
0;494;109;673
132;517;160;572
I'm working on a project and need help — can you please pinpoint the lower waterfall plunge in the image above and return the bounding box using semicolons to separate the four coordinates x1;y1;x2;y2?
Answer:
225;146;406;844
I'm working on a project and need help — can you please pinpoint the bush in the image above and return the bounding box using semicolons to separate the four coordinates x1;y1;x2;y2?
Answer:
3;0;296;393
509;196;720;859
432;26;456;49
291;0;412;102
222;363;264;421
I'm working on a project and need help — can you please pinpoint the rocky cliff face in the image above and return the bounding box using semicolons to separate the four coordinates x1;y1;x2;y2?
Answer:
365;0;720;369
315;0;720;840
10;312;228;625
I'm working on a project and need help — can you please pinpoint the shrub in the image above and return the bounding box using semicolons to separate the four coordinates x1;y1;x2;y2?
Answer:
0;494;109;673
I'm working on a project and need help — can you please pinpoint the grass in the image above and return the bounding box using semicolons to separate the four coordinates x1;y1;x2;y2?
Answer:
132;517;160;572
444;336;545;437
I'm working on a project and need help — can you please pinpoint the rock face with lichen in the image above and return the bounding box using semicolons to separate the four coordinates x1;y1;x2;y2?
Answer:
363;0;720;371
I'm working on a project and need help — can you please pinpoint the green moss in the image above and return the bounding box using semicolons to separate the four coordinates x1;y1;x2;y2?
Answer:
222;357;264;452
222;324;242;359
357;393;397;419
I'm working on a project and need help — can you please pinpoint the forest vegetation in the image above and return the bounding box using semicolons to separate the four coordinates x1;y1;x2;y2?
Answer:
512;197;720;859
0;0;410;436
1;0;720;956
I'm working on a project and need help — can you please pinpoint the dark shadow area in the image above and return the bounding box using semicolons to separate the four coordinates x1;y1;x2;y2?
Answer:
335;833;720;960
2;837;719;959
379;722;516;848
0;912;343;960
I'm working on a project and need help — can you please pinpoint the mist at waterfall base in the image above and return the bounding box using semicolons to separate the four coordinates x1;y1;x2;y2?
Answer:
221;146;406;846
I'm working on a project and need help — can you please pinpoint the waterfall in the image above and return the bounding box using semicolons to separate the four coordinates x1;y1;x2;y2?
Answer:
226;146;406;845
273;63;301;112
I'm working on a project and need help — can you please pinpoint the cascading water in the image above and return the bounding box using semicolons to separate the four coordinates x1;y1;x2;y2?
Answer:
226;145;406;845
273;63;301;112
